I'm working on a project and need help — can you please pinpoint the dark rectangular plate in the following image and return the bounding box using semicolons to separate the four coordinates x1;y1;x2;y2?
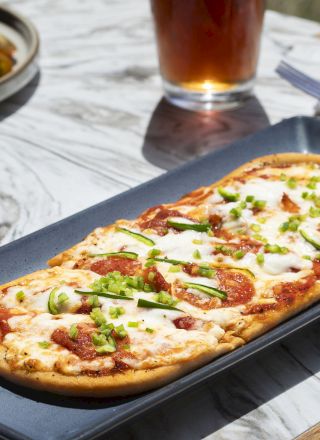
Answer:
0;116;320;440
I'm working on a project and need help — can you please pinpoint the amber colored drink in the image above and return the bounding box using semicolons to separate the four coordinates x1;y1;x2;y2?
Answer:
151;0;265;110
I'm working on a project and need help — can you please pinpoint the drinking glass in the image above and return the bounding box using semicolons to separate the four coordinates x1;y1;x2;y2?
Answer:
150;0;265;110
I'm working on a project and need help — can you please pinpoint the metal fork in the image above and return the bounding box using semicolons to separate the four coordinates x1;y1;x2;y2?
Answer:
276;61;320;100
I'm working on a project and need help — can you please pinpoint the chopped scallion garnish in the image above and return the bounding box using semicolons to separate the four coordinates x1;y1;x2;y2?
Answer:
218;187;240;202
167;218;211;232
184;282;227;300
137;298;181;312
38;341;51;349
58;292;69;304
116;227;155;246
48;287;59;315
256;253;264;265
193;249;201;259
299;229;320;250
75;290;133;301
69;324;78;340
16;290;25;302
109;306;125;319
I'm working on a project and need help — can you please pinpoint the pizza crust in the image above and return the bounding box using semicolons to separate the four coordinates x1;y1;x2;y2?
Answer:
0;335;243;397
238;281;320;342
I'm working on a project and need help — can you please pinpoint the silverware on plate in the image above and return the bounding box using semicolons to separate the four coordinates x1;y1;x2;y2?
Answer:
276;61;320;116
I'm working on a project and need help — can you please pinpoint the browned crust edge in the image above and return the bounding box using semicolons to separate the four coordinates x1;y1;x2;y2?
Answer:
0;336;243;397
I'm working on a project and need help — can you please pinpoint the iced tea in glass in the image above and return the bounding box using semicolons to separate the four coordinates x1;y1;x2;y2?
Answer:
150;0;265;110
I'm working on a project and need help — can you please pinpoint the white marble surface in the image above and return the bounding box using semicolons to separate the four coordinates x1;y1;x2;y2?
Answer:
0;1;320;439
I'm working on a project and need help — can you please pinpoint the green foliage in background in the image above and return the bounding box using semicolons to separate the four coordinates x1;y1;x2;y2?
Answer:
268;0;320;22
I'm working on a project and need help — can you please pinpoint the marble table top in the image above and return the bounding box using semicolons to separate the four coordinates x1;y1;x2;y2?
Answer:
1;1;320;439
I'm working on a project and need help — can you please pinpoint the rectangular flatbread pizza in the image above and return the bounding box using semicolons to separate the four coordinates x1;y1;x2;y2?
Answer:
1;153;320;396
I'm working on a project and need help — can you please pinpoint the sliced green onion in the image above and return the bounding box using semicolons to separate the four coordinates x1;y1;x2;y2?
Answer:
16;290;25;302
167;218;211;232
250;224;261;233
137;298;182;312
128;321;139;328
48;287;59;315
299;229;320;250
96;344;116;353
148;248;161;258
256;253;264;265
287;177;297;189
234;250;244;260
38;341;51;349
264;244;288;254
154;291;178;307
309;206;320;218
99;323;114;336
109;306;125;319
145;259;155;268
152;257;189;266
116;227;155;246
145;327;154;333
193;249;201;259
89;251;138;259
168;265;181;273
92;333;107;346
229;207;242;219
280;173;287;181
90;307;107;326
228;267;255;278
198;267;215;278
58;292;69;304
115;324;127;338
192;239;203;245
253;200;266;210
218;187;240;202
75;290;133;301
184;282;227;300
246;195;255;202
88;295;100;307
69;324;78;340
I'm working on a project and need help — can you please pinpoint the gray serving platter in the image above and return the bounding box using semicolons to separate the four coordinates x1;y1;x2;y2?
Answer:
0;116;320;440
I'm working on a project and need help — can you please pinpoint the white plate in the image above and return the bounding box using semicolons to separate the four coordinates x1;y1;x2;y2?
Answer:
0;6;39;102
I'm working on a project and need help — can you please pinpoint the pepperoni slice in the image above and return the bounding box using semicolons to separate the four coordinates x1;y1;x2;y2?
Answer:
90;257;141;276
245;274;317;315
173;316;197;330
183;263;200;277
313;260;320;279
281;193;300;213
273;274;316;305
76;296;92;314
208;214;222;231
143;267;170;292
138;208;188;235
213;238;261;256
216;269;255;307
51;324;97;360
174;288;219;310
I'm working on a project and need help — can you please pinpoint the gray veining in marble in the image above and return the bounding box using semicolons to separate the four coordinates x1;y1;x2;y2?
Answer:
0;1;320;439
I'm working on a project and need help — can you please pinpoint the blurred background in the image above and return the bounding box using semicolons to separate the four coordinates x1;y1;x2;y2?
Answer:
268;0;320;22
